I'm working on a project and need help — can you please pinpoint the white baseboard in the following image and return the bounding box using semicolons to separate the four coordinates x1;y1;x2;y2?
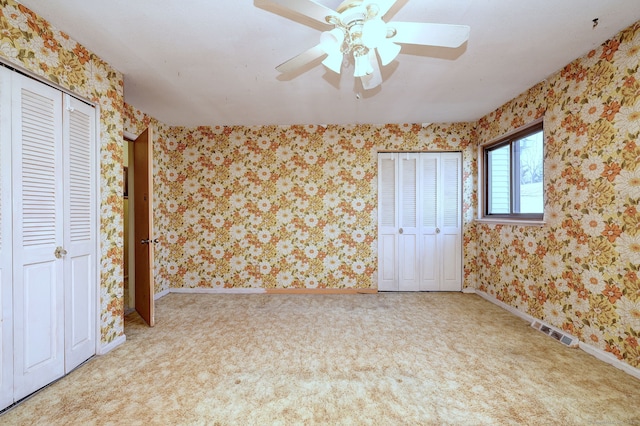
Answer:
98;334;126;355
471;289;640;381
461;287;476;294
473;289;537;323
154;289;170;300
579;341;640;380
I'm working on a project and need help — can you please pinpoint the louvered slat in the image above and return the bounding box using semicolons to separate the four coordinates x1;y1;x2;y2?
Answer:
68;108;92;242
21;89;56;247
442;157;460;228
422;157;437;227
401;157;416;227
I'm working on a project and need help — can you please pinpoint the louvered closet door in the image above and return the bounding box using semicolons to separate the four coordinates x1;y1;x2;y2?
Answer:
12;74;65;400
377;153;398;291
439;153;462;291
420;154;439;291
378;152;462;292
398;154;419;291
63;95;96;372
0;67;13;410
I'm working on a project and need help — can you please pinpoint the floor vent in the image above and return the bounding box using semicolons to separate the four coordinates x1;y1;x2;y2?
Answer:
531;320;579;348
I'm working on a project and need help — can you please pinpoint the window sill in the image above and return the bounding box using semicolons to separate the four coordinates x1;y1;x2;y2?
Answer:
475;218;546;227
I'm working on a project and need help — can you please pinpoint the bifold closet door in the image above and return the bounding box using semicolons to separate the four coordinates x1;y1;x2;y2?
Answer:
419;154;439;291
377;153;398;291
398;154;419;291
377;152;462;292
63;95;96;372
378;153;422;291
12;73;65;401
0;68;97;410
438;153;462;291
419;152;462;291
0;67;14;410
379;152;422;291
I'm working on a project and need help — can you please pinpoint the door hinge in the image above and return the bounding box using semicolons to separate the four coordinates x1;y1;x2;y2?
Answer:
65;96;75;112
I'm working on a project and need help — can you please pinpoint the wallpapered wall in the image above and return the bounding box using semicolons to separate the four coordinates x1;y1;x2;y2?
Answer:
123;108;478;294
476;22;640;368
0;0;125;345
5;0;639;371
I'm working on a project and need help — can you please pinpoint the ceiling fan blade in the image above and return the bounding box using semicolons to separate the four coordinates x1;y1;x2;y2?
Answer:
260;0;337;25
361;51;382;90
389;22;470;48
276;44;327;73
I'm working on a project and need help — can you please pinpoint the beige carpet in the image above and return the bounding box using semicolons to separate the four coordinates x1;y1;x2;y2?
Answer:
2;293;639;425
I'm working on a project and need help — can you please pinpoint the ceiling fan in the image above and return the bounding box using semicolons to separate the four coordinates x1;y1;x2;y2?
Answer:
260;0;470;90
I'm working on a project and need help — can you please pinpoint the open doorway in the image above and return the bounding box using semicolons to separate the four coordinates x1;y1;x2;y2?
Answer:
124;129;156;327
123;138;135;314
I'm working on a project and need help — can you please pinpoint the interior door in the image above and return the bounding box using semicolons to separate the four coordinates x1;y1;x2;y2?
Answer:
63;95;96;372
377;153;398;291
133;128;155;326
398;154;419;291
12;74;65;400
439;153;462;291
420;154;439;291
0;66;13;410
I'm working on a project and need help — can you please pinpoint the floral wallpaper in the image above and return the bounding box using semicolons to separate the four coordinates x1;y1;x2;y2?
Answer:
9;0;637;373
0;0;125;345
123;108;478;294
476;22;640;369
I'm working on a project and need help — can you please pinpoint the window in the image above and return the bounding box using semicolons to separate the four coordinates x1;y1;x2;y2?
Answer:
482;121;544;220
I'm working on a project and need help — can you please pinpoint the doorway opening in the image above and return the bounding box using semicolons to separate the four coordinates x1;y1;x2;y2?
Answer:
123;128;155;327
124;138;135;314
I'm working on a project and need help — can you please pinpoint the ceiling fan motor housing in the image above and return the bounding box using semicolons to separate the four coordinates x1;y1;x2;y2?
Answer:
324;1;388;68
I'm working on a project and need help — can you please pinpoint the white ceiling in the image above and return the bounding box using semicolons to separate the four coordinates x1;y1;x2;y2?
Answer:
16;0;640;127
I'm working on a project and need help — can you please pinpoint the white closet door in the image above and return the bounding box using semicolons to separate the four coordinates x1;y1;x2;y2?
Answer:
378;152;462;292
398;154;419;291
0;67;13;410
63;95;96;372
12;74;65;400
439;153;462;291
377;153;398;291
420;154;439;291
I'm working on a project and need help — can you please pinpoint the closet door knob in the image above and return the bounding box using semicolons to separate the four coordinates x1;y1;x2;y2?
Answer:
399;228;403;234
54;246;67;259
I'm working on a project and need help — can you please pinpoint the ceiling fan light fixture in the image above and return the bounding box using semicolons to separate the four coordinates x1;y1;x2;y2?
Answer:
376;39;401;66
365;3;380;20
319;28;346;73
360;50;383;90
320;28;345;53
353;50;374;77
322;52;344;74
266;0;471;91
361;18;387;49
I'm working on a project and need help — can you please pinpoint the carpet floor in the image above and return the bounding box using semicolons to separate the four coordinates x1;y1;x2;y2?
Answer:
1;292;639;425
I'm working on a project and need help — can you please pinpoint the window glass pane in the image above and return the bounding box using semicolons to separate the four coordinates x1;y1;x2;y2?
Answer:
487;144;510;214
514;130;544;214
